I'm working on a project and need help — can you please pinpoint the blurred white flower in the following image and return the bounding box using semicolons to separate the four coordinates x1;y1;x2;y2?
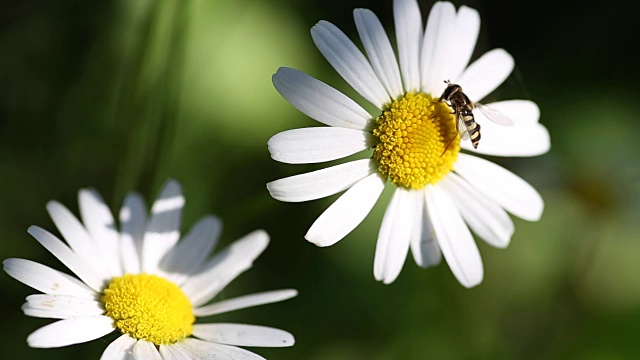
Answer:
4;179;296;359
267;0;549;287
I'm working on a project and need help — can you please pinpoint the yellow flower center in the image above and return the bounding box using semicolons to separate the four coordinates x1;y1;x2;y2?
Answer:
102;274;195;345
372;92;459;189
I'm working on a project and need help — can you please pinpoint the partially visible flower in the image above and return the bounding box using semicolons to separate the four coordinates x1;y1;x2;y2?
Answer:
267;0;549;287
4;179;296;359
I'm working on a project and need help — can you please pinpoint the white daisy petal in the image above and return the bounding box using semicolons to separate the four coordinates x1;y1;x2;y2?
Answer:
3;258;95;299
22;294;103;319
46;201;111;283
442;174;514;248
354;8;404;98
479;100;540;126
119;193;147;275
142;179;184;274
268;127;374;164
132;340;161;360
446;6;481;84
79;189;122;277
192;324;295;348
420;1;456;95
27;226;104;292
305;173;385;247
159;344;193;360
454;153;544;221
394;0;423;92
465;99;547;156
272;67;371;130
100;334;136;360
160;215;222;285
426;185;483;288
194;289;298;317
27;315;114;348
175;338;234;360
181;230;269;307
408;189;425;266
456;48;514;102
311;20;389;108
460;122;550;157
204;344;267;360
374;188;415;284
409;191;442;268
267;159;376;202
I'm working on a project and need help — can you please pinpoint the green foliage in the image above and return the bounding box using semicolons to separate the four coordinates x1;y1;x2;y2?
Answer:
0;0;638;359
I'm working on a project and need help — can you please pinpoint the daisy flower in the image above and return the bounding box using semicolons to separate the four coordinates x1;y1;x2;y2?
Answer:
3;180;296;359
267;0;550;287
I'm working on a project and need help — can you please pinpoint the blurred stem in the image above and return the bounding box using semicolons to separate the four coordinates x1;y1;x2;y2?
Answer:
151;1;190;190
112;0;190;203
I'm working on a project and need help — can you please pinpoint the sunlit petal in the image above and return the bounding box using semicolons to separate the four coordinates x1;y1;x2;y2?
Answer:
273;67;371;130
305;173;385;247
311;21;390;107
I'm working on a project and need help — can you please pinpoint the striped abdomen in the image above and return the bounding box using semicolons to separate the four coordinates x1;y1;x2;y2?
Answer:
461;108;481;149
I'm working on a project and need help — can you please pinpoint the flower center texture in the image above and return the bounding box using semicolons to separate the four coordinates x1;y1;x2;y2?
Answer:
102;273;195;345
372;92;460;189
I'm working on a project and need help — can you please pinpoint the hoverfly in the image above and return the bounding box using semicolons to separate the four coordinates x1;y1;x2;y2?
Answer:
439;80;513;149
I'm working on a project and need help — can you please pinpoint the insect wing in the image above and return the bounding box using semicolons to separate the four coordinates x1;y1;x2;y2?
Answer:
456;112;471;140
475;103;514;126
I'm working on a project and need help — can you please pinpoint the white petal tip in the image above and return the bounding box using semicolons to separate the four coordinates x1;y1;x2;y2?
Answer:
461;278;483;289
78;188;97;197
458;270;484;289
494;231;514;249
26;225;42;237
527;213;543;222
272;67;288;84
382;276;397;285
304;233;336;248
311;20;329;29
533;201;545;221
26;335;70;349
26;337;46;348
458;5;480;20
156;179;183;198
519;197;544;222
274;66;292;75
275;331;296;347
416;256;443;269
283;336;295;347
249;230;270;246
492;48;512;59
353;8;369;16
283;289;299;298
199;215;222;227
265;181;276;195
374;271;399;285
165;178;181;187
45;200;62;212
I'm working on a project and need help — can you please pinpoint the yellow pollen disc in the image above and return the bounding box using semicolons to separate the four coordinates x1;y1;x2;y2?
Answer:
372;92;460;189
102;274;195;345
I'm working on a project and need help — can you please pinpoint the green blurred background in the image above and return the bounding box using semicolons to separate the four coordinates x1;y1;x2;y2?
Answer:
1;0;639;358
